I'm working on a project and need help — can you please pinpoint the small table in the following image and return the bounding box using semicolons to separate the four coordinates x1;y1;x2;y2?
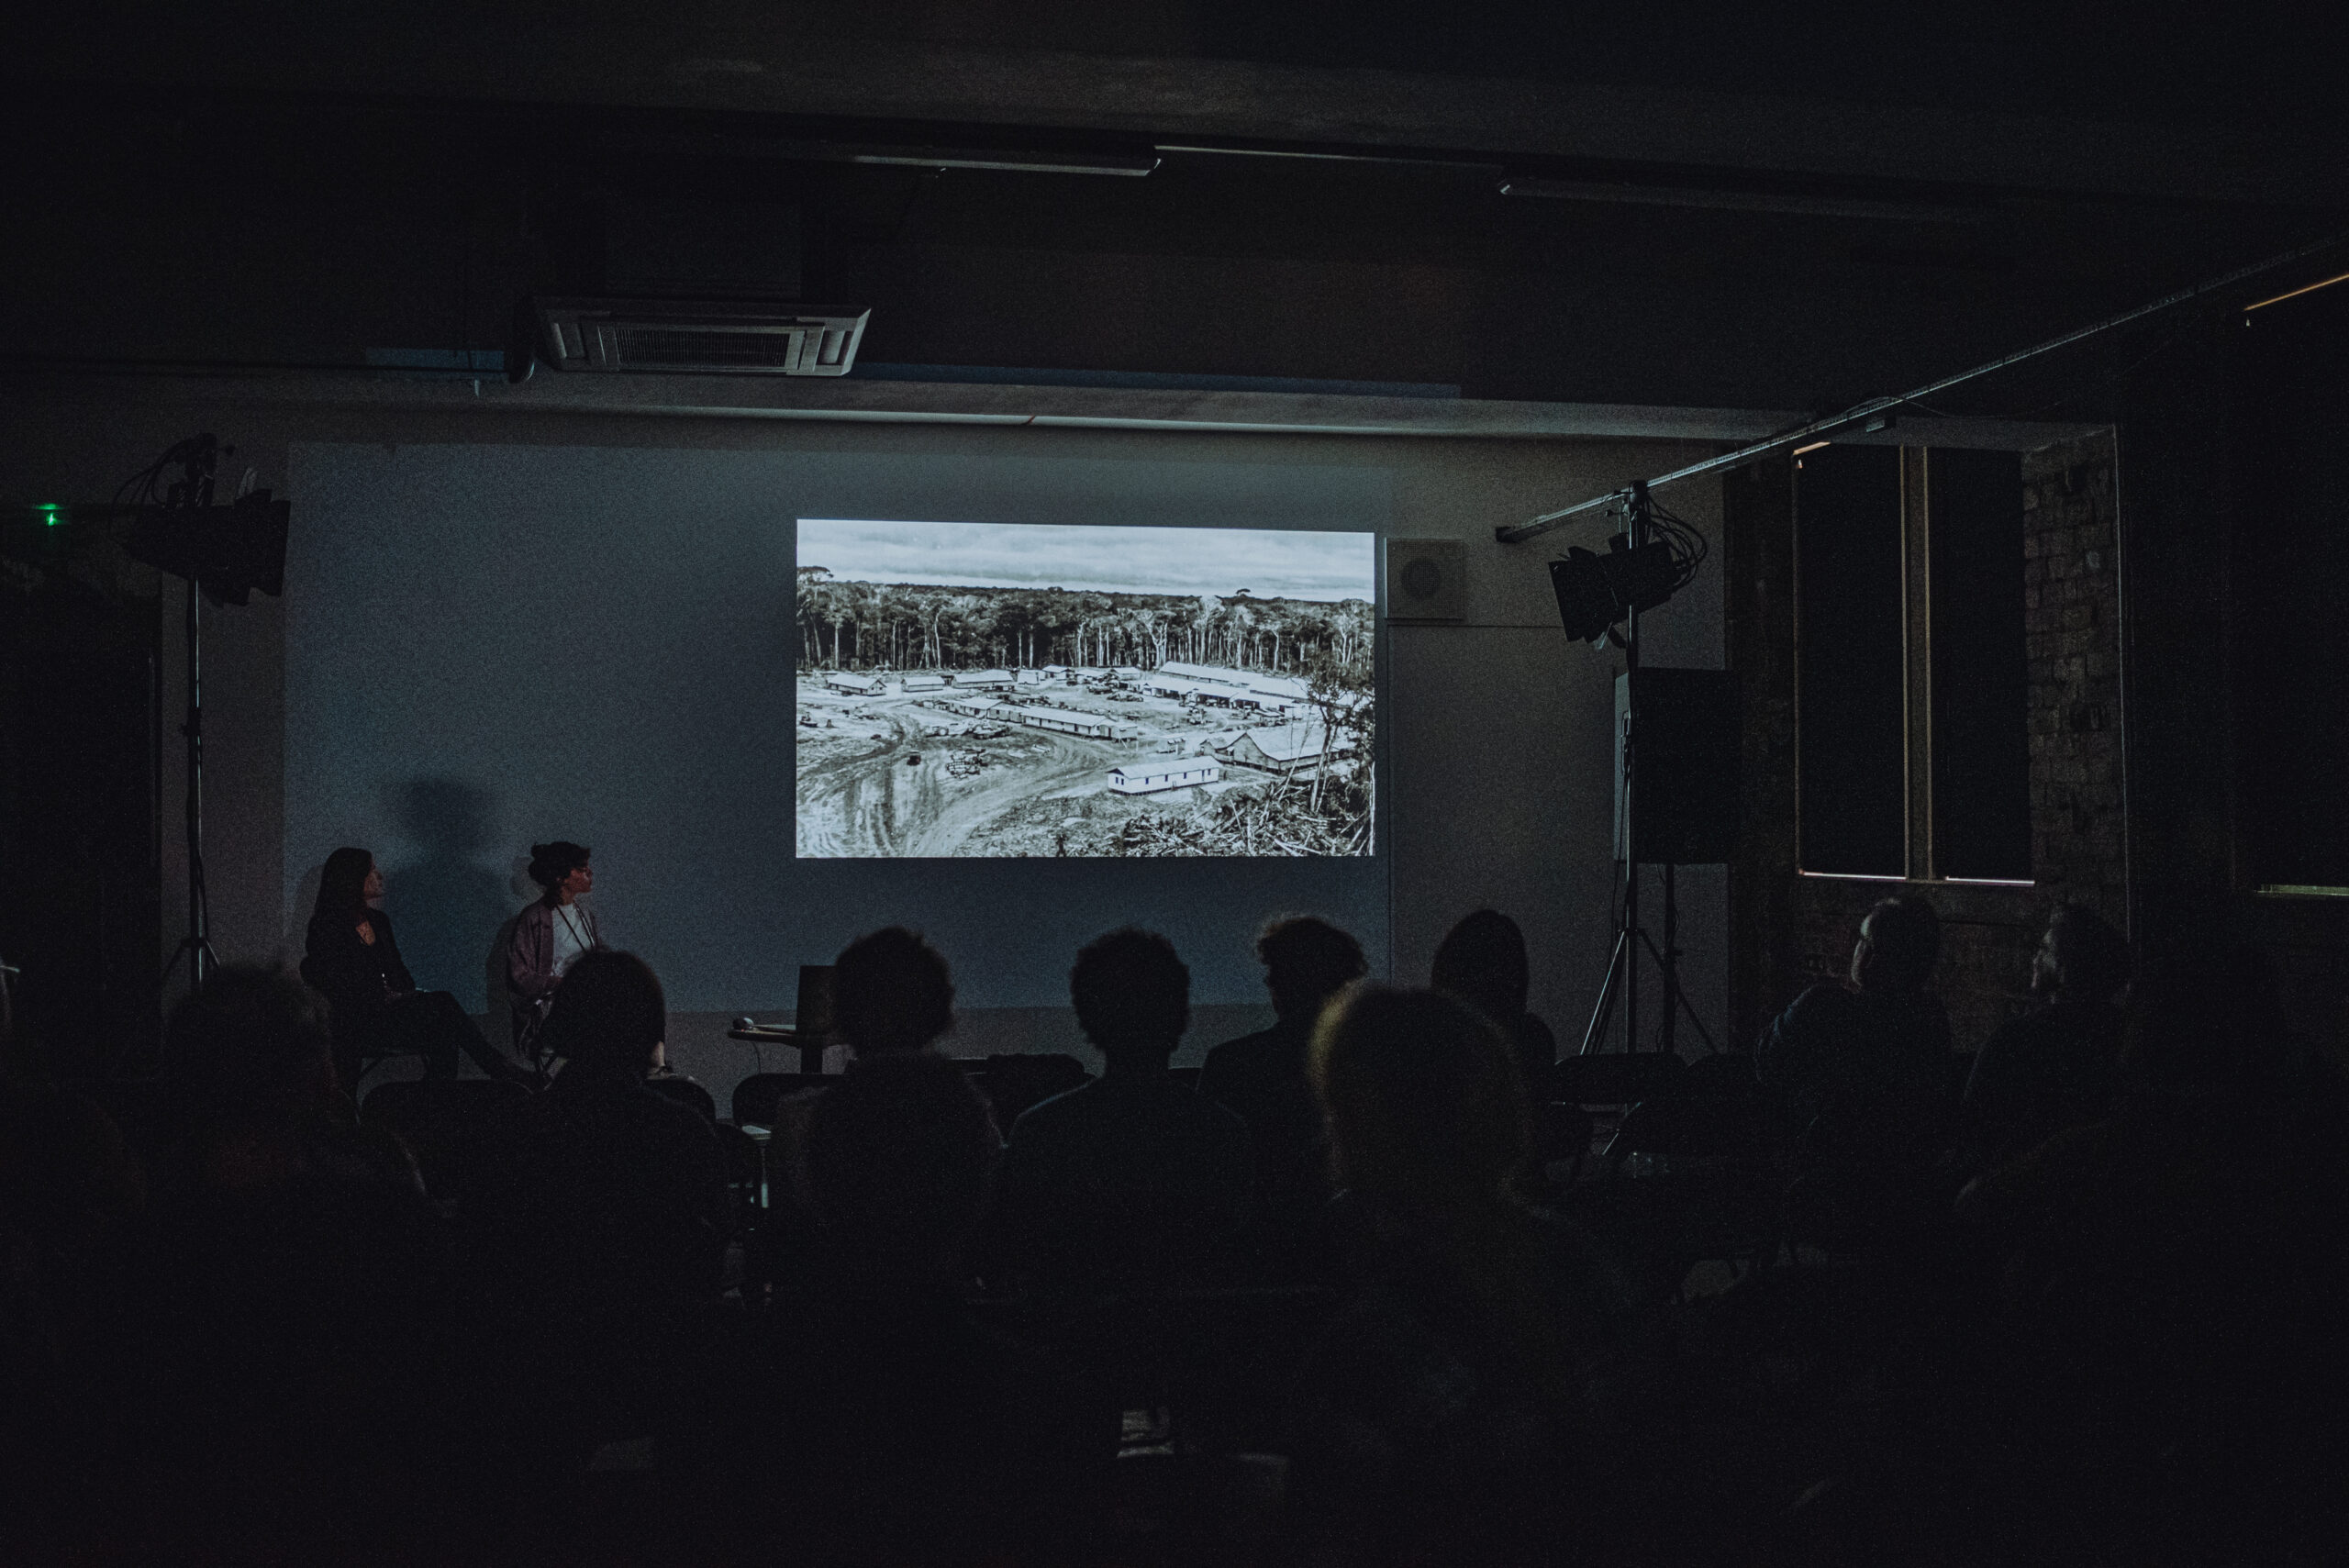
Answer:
727;1024;829;1076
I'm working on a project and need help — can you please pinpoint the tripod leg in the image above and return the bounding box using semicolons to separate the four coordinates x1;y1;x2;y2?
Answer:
1636;927;1720;1052
1578;928;1634;1057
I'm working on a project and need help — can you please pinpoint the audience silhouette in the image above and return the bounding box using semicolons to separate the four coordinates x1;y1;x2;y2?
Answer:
1432;906;1560;1083
1198;915;1369;1279
109;965;453;1549
468;950;731;1477
762;1051;1109;1557
994;928;1251;1294
1960;902;2132;1170
1287;984;1642;1567
10;878;2345;1566
1756;895;1953;1157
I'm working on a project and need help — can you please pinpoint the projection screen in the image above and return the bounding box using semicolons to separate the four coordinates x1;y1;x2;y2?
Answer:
285;440;1391;1013
794;518;1375;859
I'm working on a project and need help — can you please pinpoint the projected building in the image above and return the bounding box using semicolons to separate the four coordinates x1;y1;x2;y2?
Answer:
1108;759;1225;795
1020;709;1144;740
1219;720;1353;773
1146;662;1314;715
794;517;1372;857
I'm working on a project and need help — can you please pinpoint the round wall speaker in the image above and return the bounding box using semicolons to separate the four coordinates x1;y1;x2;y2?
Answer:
1386;538;1466;622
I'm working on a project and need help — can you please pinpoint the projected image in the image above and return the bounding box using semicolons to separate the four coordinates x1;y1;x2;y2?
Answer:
796;519;1375;858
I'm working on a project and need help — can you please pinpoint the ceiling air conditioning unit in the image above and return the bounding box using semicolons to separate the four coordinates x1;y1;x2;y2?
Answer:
519;297;871;378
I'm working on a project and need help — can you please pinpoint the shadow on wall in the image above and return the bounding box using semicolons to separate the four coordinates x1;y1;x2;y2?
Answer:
384;778;509;1011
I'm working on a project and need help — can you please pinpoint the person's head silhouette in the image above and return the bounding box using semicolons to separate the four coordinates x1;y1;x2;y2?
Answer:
1431;908;1531;1026
1310;985;1529;1206
1071;928;1190;1071
2033;903;2132;1003
1849;897;1940;997
167;964;340;1124
832;928;955;1057
1258;916;1368;1027
537;950;665;1079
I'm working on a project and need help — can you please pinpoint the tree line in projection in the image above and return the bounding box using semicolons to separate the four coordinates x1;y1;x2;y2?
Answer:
795;569;1373;676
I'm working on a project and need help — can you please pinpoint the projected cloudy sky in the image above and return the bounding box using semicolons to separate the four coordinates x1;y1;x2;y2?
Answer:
798;518;1375;602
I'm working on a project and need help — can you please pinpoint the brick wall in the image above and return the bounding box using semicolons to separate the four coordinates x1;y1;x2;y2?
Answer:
2024;430;2126;922
1730;431;2127;1056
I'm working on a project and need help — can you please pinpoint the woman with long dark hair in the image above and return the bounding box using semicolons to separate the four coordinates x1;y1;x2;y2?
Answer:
302;847;531;1090
504;840;604;1051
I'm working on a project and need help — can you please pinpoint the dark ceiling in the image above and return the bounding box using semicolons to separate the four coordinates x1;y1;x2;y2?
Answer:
8;2;2345;417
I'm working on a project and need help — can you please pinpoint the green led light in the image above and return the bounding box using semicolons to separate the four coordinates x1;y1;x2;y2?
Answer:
38;505;64;527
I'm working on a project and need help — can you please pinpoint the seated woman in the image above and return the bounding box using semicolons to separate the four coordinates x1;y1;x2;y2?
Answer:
1431;907;1558;1084
302;847;529;1089
503;840;603;1053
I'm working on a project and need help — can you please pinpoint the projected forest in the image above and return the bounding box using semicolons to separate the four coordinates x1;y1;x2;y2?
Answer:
794;520;1375;859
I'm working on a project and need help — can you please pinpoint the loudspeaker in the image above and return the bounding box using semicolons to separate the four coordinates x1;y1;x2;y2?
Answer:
1613;668;1738;864
1386;539;1466;622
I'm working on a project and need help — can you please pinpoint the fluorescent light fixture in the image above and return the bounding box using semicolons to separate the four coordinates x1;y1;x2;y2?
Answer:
1792;440;1831;455
1500;177;1991;224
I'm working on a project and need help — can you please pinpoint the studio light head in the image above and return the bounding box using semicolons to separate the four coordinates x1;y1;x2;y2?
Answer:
1548;534;1680;643
1546;484;1708;645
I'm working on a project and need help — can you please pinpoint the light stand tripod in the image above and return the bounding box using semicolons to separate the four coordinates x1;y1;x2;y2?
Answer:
1579;482;1718;1057
160;566;217;995
150;438;222;997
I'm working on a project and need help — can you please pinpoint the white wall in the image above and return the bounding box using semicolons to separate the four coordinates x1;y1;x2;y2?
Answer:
4;385;1725;1097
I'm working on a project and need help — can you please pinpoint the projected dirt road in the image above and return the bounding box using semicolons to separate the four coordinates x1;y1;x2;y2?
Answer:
792;519;1375;860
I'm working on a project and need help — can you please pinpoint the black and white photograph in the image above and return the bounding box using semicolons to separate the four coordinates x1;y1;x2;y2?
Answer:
795;518;1375;857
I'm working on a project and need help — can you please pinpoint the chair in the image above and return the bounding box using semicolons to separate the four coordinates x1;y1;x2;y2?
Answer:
1600;1093;1766;1169
645;1074;718;1122
1542;1051;1688;1107
359;1078;529;1206
1533;1101;1598;1186
1588;1090;1780;1296
971;1052;1091;1128
730;1072;831;1129
300;955;431;1095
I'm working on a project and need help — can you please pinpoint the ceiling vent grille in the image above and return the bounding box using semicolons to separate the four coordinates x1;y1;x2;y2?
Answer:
522;298;870;377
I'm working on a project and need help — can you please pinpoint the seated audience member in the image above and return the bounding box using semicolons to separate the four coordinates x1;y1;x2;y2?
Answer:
109;966;451;1543
1960;903;2131;1168
1286;986;1642;1567
995;929;1251;1292
757;1051;1107;1554
0;955;146;1519
304;846;529;1087
773;926;960;1213
1956;947;2337;1560
472;951;730;1449
832;924;958;1059
503;840;602;1051
1756;895;1952;1154
1197;916;1368;1271
1431;907;1558;1084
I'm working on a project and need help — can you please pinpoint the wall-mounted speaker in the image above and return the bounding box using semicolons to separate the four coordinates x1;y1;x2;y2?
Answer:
1386;538;1467;622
